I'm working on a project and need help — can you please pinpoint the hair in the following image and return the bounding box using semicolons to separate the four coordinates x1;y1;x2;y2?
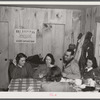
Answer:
16;53;27;64
63;49;74;63
44;53;55;65
85;31;92;40
78;33;83;40
67;49;74;55
68;44;76;51
86;56;98;69
26;54;44;64
46;65;62;82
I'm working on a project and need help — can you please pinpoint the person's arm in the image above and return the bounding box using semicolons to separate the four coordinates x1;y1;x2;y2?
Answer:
66;63;81;79
64;83;76;92
25;62;34;78
33;64;47;79
33;67;41;79
11;67;20;79
10;68;15;79
40;82;48;91
8;62;16;80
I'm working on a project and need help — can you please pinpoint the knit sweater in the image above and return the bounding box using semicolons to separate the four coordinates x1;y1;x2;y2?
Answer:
11;62;34;79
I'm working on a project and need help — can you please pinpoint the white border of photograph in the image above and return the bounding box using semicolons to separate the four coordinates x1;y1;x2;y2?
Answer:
0;1;100;98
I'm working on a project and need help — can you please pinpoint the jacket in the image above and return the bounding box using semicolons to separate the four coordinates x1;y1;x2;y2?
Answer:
83;67;95;80
11;62;34;79
33;64;50;79
63;59;81;79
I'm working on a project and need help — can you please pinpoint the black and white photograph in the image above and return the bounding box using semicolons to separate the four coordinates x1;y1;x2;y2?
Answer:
0;1;100;98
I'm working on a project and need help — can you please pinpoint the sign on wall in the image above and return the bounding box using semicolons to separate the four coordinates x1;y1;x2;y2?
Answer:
14;29;37;43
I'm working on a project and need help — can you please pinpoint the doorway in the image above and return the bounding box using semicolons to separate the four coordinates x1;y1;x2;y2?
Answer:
43;23;65;69
0;22;9;88
95;22;100;67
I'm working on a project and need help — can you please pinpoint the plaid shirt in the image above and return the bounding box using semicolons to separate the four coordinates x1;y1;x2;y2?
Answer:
8;78;42;92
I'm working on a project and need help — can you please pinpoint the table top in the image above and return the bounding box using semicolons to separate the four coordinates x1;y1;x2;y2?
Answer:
8;78;100;92
8;78;42;92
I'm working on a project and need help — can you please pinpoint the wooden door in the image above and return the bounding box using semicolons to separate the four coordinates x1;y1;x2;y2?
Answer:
0;22;9;89
43;24;65;69
95;22;100;67
51;24;64;69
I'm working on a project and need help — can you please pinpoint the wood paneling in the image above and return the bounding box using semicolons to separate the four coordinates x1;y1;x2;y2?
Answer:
42;24;65;69
0;7;84;59
51;24;65;69
80;9;86;34
64;10;73;52
0;22;9;88
85;6;100;67
0;6;86;88
95;23;100;66
72;10;81;45
2;5;100;87
43;24;52;57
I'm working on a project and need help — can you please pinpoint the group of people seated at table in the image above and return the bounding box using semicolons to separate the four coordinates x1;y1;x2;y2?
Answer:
8;46;100;92
8;31;100;92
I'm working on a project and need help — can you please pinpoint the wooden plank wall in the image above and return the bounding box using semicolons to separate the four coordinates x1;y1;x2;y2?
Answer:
0;6;86;88
85;7;99;43
0;6;84;59
85;6;100;67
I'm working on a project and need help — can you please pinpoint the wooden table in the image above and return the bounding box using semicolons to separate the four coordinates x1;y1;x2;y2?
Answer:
73;84;100;92
8;78;100;92
8;78;42;92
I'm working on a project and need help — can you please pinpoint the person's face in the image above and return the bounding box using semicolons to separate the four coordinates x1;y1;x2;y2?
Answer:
46;56;52;65
64;51;72;61
18;57;26;66
87;59;93;68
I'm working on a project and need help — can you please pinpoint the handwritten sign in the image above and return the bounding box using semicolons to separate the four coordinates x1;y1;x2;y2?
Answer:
14;29;37;43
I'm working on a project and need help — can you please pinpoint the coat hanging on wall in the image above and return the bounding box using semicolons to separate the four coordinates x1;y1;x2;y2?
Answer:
78;31;94;76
